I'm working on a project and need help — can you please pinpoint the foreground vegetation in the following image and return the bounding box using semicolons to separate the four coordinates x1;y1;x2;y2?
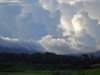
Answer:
0;68;100;75
1;52;100;69
0;63;100;75
0;52;100;75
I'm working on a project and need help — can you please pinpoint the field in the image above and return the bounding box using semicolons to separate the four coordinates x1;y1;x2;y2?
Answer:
0;68;100;75
0;63;100;75
0;72;51;75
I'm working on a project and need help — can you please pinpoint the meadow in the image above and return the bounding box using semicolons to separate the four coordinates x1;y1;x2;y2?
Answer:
0;64;100;75
0;68;100;75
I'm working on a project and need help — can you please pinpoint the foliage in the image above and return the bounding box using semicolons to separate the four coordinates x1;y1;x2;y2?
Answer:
0;52;100;70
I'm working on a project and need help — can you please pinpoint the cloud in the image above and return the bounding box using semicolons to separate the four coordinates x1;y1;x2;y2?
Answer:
0;0;23;3
0;0;100;54
58;1;84;36
71;11;100;43
0;36;45;52
68;30;97;53
39;35;77;54
0;3;22;38
20;1;61;38
83;0;100;23
38;0;100;53
39;0;59;12
0;1;47;40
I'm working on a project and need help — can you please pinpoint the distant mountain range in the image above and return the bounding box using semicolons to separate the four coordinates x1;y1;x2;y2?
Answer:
71;50;100;56
0;46;39;54
0;46;100;56
90;50;100;56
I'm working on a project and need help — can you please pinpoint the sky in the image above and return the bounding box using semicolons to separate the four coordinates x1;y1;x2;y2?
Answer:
0;0;100;54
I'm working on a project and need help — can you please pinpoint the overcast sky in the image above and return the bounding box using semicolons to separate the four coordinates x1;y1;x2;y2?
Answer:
0;0;100;54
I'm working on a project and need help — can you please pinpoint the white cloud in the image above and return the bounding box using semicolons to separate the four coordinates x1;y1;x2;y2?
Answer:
76;11;100;44
39;0;59;12
68;31;97;53
58;0;80;4
39;35;77;54
38;0;100;54
0;0;100;54
0;0;23;3
83;0;100;23
58;0;96;4
58;1;84;36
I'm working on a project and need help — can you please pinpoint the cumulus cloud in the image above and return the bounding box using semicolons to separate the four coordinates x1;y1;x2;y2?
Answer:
71;11;100;42
68;30;97;53
39;35;77;54
39;0;59;12
83;0;100;23
58;1;84;36
0;0;100;54
38;0;100;53
0;0;47;39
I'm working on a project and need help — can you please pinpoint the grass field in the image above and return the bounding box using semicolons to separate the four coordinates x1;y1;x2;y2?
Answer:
0;72;51;75
0;63;100;75
0;68;100;75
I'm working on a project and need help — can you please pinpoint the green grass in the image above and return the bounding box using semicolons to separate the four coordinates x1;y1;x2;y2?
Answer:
0;63;100;75
0;68;100;75
0;63;73;72
0;72;51;75
85;68;100;75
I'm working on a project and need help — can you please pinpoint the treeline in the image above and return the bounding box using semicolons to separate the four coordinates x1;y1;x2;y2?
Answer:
0;52;100;69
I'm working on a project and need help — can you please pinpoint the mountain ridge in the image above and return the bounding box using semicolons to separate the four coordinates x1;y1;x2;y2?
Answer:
0;46;39;54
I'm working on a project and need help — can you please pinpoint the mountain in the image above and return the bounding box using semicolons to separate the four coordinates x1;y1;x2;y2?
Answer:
69;50;100;56
91;50;100;56
0;46;39;54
